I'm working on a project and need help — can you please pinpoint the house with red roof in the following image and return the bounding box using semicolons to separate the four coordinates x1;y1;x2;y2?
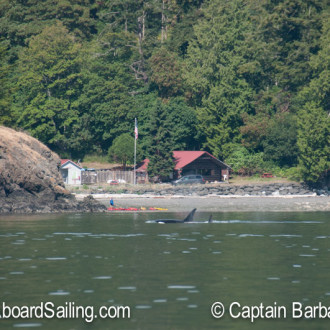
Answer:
60;159;83;185
136;151;231;183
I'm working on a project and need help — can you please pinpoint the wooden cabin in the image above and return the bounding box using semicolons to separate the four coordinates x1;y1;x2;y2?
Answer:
173;151;230;182
136;151;231;182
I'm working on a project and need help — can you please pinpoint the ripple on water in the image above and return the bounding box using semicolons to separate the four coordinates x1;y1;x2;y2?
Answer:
176;297;188;301
118;286;136;291
13;323;42;328
92;276;112;280
83;290;94;294
270;234;302;238
48;290;70;296
45;257;67;261
153;299;167;303
135;305;152;309
167;285;196;290
12;240;25;245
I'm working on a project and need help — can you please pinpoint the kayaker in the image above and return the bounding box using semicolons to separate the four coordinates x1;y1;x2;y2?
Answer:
110;198;114;207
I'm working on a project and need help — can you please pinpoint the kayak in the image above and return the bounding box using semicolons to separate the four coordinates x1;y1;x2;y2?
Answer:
108;207;139;211
107;207;168;211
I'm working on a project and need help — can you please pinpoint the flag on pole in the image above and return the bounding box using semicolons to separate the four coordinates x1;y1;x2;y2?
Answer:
135;118;138;140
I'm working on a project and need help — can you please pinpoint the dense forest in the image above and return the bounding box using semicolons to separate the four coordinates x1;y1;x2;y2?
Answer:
0;0;329;184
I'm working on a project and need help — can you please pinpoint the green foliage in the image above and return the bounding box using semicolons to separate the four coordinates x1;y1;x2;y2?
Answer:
108;133;142;168
12;22;84;156
141;98;175;181
184;0;256;158
83;154;109;164
262;113;298;167
0;0;328;184
297;102;329;184
0;43;13;126
295;15;329;184
225;145;266;176
283;167;303;182
149;48;184;98
135;93;197;153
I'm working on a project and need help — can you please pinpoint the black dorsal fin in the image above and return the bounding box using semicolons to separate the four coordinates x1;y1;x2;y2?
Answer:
183;208;197;222
208;215;213;223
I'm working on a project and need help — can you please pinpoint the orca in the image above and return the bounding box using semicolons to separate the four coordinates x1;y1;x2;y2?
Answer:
155;208;197;224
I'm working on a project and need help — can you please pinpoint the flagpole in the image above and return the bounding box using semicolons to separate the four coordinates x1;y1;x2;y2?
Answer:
134;118;137;185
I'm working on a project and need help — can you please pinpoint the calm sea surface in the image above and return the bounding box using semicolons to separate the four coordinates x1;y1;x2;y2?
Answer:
0;211;330;329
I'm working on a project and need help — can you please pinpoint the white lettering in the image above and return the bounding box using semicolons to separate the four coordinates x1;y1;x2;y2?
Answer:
0;302;130;322
229;302;287;322
229;302;241;319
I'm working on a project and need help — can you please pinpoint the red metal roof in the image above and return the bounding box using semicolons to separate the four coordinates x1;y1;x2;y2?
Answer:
136;151;230;172
61;159;70;165
136;158;150;172
173;151;210;170
60;159;82;169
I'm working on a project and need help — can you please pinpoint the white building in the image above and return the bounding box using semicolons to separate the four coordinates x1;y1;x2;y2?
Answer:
60;159;83;185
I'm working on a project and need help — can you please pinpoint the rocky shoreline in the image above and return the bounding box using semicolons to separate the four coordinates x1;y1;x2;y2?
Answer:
74;182;330;212
0;127;106;214
81;182;328;197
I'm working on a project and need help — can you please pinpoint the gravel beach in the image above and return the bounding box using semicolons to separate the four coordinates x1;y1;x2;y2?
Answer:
75;194;330;212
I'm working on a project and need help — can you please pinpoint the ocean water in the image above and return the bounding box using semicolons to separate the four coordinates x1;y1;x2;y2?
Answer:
0;211;329;329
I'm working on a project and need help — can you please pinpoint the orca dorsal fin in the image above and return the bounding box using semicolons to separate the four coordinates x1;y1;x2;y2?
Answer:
183;208;197;222
208;215;213;223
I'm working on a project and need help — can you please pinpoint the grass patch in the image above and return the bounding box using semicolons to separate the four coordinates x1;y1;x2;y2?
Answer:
230;175;294;185
83;154;109;164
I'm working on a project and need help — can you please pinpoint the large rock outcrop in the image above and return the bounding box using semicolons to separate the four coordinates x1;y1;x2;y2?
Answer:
0;126;106;213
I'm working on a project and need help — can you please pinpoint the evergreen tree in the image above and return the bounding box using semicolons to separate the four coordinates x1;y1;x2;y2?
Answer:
262;113;298;167
296;15;329;184
12;22;84;156
142;97;175;181
184;0;255;158
297;102;329;184
0;43;14;126
149;47;184;98
75;31;142;153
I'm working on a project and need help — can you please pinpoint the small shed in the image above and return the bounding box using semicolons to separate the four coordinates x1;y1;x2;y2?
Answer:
136;159;150;184
60;159;82;185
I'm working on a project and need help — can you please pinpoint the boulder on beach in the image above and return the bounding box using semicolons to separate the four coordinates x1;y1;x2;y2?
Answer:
0;126;106;214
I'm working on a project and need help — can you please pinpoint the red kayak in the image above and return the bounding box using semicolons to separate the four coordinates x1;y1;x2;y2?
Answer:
108;207;139;211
